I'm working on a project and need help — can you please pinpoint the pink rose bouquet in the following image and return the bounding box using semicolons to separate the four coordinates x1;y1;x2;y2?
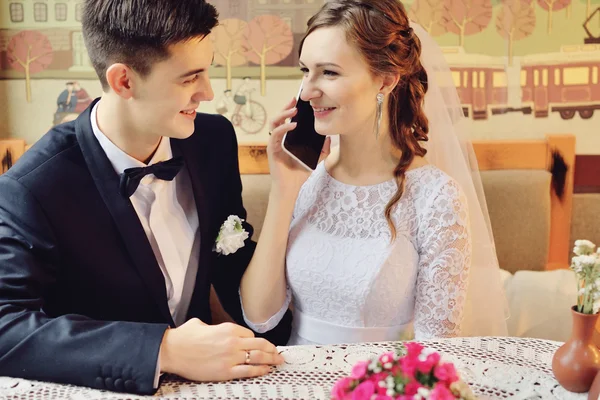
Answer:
331;342;476;400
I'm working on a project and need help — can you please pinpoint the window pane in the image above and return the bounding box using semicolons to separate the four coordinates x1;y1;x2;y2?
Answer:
563;67;590;85
10;3;24;22
451;71;461;88
34;3;48;22
55;3;67;21
492;71;507;88
542;69;548;87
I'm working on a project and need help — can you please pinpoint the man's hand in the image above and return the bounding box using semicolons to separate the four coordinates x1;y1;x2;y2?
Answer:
158;319;284;381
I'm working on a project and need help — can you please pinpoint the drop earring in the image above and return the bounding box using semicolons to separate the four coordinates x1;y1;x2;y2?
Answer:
375;93;384;139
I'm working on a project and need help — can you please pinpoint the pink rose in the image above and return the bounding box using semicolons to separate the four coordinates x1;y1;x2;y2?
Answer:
376;385;388;396
372;395;393;400
351;380;376;400
351;361;370;380
369;372;388;384
434;363;459;384
404;380;422;396
379;352;395;365
417;352;441;374
427;352;441;365
400;356;417;376
430;383;456;400
405;342;424;358
331;377;354;400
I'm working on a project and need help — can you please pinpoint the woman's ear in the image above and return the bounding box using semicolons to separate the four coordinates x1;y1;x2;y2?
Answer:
379;73;401;96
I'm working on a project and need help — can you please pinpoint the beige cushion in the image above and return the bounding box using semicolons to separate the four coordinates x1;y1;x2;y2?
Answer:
570;193;600;251
503;269;577;341
480;170;551;273
241;174;272;240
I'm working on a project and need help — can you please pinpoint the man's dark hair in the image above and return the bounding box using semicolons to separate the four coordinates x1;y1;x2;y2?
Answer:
82;0;219;91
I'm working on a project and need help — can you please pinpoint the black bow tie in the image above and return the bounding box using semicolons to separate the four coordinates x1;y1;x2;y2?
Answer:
119;156;184;197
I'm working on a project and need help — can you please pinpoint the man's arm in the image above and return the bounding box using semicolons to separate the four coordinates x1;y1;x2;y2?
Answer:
209;118;292;346
0;175;167;394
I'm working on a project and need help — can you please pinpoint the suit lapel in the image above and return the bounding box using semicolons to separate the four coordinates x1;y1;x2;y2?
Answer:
171;138;214;321
75;101;175;326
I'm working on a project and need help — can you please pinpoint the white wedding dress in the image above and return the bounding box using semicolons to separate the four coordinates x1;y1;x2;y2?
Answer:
243;161;472;345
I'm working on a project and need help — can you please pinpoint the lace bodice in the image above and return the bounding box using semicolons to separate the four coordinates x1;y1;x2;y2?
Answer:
286;162;471;344
243;162;471;345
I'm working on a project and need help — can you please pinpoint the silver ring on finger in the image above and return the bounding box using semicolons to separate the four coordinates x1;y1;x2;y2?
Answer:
245;350;251;364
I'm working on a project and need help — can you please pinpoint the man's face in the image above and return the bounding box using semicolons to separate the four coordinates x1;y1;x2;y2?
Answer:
129;35;215;140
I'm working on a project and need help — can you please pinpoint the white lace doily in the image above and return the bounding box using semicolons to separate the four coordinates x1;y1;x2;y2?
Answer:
0;337;588;399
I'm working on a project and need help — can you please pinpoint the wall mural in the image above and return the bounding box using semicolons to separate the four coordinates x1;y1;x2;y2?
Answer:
0;0;599;152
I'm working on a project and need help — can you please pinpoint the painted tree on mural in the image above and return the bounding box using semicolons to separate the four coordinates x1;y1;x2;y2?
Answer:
537;0;571;34
7;30;53;103
244;15;294;96
212;18;248;91
442;0;493;47
583;6;600;42
496;0;536;65
408;0;447;36
581;0;600;20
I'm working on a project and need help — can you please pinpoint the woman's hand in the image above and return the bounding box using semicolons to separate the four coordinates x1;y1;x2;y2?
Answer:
267;97;330;198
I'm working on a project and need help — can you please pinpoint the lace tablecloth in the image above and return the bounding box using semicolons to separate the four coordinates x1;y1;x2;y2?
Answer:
0;337;589;399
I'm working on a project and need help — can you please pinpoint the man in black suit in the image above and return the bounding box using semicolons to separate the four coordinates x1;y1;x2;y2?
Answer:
0;0;291;395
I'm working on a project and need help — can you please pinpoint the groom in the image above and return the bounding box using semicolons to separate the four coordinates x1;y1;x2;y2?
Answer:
0;0;291;395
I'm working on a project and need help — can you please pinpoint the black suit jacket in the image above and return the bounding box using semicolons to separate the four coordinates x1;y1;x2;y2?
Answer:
0;100;292;394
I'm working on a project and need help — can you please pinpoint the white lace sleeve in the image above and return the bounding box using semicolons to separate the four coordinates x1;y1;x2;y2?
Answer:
414;179;471;340
240;286;292;333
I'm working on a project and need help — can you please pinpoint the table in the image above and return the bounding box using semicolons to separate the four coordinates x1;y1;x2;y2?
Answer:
0;337;589;399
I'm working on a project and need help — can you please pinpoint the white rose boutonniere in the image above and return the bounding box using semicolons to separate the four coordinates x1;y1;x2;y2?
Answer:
214;215;249;256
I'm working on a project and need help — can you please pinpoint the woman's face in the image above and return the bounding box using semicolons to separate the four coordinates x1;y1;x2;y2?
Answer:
299;26;384;138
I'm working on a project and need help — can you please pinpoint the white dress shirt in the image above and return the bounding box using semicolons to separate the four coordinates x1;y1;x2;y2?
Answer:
90;102;200;385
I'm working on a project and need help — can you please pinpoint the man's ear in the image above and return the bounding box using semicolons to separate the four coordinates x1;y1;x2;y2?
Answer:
105;63;136;99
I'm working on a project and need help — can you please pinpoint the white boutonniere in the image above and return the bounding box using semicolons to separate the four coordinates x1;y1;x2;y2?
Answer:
214;215;249;255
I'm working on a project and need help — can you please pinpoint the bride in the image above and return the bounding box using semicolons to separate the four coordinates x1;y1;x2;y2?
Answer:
239;0;508;345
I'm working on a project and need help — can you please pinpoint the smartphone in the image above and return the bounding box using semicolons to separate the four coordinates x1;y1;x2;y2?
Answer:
282;84;327;171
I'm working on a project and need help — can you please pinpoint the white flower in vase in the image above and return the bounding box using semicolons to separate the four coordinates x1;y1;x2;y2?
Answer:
571;239;600;314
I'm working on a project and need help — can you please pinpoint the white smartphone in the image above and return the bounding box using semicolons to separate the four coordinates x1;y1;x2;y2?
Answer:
281;84;327;171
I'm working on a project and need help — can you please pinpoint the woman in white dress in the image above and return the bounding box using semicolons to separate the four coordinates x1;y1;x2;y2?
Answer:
240;0;508;345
